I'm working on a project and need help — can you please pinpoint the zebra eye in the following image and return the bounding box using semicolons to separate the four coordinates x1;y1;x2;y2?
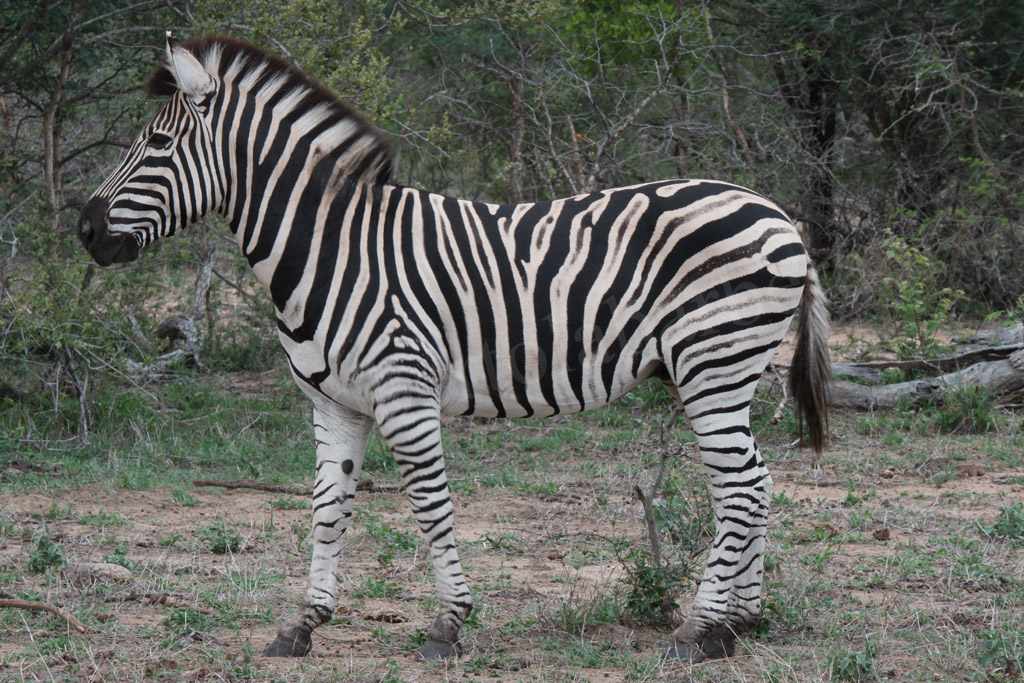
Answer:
148;132;174;150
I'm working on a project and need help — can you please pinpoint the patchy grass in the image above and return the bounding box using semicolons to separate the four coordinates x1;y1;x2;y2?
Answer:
1;362;1023;681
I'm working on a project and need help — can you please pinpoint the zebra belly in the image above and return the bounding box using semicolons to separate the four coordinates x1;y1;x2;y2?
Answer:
439;329;666;419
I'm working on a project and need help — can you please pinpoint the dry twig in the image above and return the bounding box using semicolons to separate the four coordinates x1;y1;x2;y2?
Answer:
192;478;307;496
0;597;87;633
192;478;403;496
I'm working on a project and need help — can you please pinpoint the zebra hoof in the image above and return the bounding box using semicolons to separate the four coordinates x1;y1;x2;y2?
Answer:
664;630;736;663
416;639;459;660
264;631;312;657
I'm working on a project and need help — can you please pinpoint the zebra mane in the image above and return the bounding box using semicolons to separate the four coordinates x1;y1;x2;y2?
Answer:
145;36;392;185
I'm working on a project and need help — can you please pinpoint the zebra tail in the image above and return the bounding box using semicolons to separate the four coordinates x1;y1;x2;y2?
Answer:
788;260;831;454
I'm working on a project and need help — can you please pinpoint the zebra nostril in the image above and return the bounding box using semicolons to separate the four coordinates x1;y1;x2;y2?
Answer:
78;197;110;250
77;216;94;248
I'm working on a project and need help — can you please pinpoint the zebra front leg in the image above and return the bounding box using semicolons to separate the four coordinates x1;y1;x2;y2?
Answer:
265;404;373;657
375;398;472;660
666;410;772;663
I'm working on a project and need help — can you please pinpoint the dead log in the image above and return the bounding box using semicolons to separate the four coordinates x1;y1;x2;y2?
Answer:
969;323;1024;346
830;344;1024;379
830;349;1024;410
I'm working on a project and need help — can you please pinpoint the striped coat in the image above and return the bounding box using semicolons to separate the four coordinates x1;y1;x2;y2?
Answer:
79;35;829;663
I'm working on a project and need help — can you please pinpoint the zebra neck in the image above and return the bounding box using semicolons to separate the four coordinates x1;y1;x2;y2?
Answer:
224;120;389;286
231;153;386;318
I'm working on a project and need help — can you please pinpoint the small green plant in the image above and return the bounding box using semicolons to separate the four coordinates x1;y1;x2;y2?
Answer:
976;627;1024;677
365;518;417;566
270;496;306;510
981;502;1024;540
34;634;75;658
42;502;74;520
615;543;687;625
933;382;998;434
753;589;801;635
103;542;137;571
163;607;214;635
351;576;402;599
233;643;258;679
880;230;963;360
157;533;181;547
479;531;519;554
171;488;201;507
195;520;242;554
26;536;67;573
79;509;129;526
828;640;878;681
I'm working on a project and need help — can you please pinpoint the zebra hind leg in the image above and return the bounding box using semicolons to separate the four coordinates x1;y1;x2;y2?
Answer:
265;405;373;657
665;406;773;662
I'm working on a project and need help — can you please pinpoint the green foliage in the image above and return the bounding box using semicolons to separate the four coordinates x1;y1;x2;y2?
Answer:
102;542;137;571
171;488;201;507
880;230;963;359
163;607;215;635
976;627;1024;677
79;509;129;526
828;640;878;681
479;531;520;555
981;503;1024;540
753;589;802;636
364;516;417;566
194;0;402;123
351;576;402;599
157;534;181;548
933;382;998;434
615;543;686;625
195;519;242;554
270;496;306;510
26;536;67;574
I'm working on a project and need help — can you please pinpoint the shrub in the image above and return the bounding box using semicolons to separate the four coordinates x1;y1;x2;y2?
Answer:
26;536;67;573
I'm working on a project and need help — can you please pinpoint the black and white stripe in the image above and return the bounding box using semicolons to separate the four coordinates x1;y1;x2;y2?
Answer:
79;35;830;662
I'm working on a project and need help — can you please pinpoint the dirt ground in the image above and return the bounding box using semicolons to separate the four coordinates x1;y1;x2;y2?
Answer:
2;328;1024;681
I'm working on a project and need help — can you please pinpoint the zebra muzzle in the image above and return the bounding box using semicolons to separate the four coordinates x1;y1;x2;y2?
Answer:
77;197;140;267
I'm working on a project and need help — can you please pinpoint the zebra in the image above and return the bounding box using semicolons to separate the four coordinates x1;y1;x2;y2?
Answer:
78;34;830;663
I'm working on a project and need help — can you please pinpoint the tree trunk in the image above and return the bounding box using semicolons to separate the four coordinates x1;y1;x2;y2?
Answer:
507;58;526;204
803;68;839;263
42;45;73;261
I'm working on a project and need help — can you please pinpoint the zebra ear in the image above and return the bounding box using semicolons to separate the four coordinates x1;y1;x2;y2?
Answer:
165;32;214;101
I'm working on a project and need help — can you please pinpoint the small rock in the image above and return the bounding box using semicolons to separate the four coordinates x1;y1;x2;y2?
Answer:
63;562;133;587
958;464;985;478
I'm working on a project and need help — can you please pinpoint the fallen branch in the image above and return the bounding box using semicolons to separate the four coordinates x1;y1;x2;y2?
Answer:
0;597;87;633
193;478;307;496
192;478;403;496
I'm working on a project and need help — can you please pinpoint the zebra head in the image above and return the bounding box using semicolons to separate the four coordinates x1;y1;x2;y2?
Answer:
79;33;221;266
